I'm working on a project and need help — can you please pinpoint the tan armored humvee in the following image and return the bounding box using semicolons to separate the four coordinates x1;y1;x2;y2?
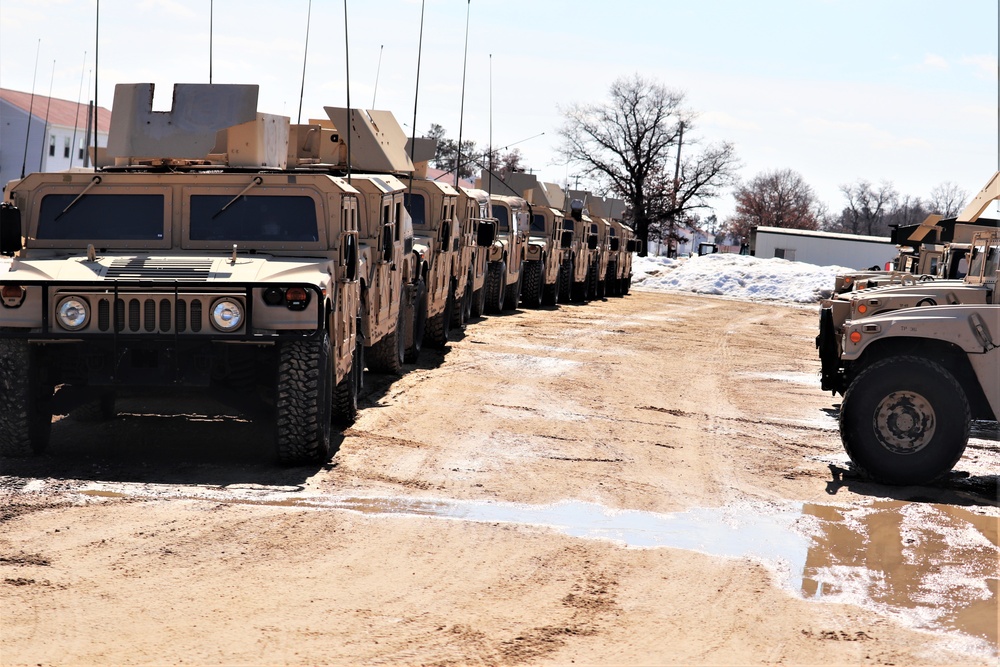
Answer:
482;193;529;313
300;108;425;373
824;176;1000;484
457;186;495;317
0;83;363;464
604;200;634;297
818;173;1000;395
562;196;595;302
504;174;572;308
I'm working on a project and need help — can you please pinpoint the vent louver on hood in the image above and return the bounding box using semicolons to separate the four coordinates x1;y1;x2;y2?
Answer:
105;258;212;282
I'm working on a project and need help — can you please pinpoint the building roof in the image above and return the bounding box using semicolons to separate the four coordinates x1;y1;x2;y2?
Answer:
0;87;111;133
754;225;892;244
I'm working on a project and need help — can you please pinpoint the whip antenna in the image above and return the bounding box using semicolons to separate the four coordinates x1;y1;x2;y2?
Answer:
297;0;312;124
372;44;384;108
93;0;100;172
454;0;471;188
19;39;41;179
209;0;213;83
487;53;493;196
69;51;87;169
408;0;426;197
38;59;55;171
343;0;352;183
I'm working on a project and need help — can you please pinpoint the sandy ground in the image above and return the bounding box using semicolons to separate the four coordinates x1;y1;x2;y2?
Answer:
1;290;997;666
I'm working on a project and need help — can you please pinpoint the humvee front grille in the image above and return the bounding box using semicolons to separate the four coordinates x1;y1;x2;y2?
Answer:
87;294;230;334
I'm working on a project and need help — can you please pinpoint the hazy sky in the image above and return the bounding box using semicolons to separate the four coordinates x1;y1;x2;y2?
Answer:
1;0;997;220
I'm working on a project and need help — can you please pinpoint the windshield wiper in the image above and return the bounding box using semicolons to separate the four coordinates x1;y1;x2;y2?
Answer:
212;176;263;219
54;175;102;221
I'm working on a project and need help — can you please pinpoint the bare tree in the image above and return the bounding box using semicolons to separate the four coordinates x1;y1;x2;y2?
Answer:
723;169;820;242
558;74;738;256
928;181;969;217
831;179;898;236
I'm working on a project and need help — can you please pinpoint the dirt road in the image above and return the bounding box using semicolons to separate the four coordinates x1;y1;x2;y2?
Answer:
2;290;997;666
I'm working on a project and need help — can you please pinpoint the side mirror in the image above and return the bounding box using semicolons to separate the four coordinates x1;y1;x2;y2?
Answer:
0;203;23;256
626;239;637;252
381;224;394;263
560;230;573;249
587;234;598;251
477;221;496;247
440;220;451;247
609;238;620;252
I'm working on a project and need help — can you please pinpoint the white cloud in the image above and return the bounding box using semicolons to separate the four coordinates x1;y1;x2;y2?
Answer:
921;53;949;71
960;55;999;80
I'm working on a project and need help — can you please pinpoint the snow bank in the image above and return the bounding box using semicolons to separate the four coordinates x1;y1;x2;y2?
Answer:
631;254;855;304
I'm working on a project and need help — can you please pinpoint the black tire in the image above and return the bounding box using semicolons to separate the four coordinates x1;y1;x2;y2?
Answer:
0;339;52;457
542;271;559;307
623;274;632;295
484;261;506;314
503;269;522;311
451;278;470;329
558;260;572;303
471;286;486;318
332;333;362;427
521;261;544;309
276;333;333;465
587;261;599;300
606;263;619;297
840;355;969;485
366;304;405;375
425;285;454;349
404;278;427;363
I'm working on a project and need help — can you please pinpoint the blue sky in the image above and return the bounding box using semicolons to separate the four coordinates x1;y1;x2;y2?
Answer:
1;0;997;220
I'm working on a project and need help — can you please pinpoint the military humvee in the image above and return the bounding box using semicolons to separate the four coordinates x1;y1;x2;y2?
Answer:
563;193;596;302
457;186;496;317
305;108;426;373
505;174;572;308
483;193;529;313
818;172;1000;395
824;176;1000;484
0;83;363;464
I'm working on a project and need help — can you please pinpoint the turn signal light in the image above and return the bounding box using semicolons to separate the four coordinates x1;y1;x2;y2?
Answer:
849;331;862;344
285;287;309;311
1;284;25;308
857;304;867;314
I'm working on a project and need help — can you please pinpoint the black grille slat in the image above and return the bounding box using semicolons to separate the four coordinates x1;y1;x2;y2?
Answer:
128;299;141;332
115;299;125;332
176;300;187;333
159;299;171;332
190;301;203;332
105;258;212;282
144;299;156;331
98;299;110;331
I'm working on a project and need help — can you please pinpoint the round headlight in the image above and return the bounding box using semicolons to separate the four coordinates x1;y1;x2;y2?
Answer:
56;297;89;330
210;299;243;331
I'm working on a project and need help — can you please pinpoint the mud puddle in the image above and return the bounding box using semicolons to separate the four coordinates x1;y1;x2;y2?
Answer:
71;485;998;654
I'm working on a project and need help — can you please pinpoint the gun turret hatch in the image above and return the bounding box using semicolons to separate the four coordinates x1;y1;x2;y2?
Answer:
107;83;259;160
323;107;414;174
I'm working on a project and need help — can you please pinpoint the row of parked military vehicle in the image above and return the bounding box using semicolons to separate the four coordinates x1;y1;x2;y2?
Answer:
0;83;637;464
818;171;999;485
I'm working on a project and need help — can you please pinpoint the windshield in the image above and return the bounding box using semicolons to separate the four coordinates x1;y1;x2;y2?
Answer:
37;193;165;240
189;195;319;242
493;205;509;231
530;214;546;234
403;193;427;228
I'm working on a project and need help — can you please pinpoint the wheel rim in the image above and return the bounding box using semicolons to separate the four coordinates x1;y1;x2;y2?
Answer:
872;390;936;454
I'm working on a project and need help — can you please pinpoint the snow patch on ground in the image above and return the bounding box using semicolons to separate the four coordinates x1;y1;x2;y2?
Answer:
632;254;855;303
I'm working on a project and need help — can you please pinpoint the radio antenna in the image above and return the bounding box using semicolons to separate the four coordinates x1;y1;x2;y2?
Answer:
69;51;87;169
454;0;470;189
343;0;352;183
93;0;100;171
38;59;56;171
209;0;213;83
297;0;312;124
487;53;493;196
407;0;426;197
19;39;41;180
372;44;384;108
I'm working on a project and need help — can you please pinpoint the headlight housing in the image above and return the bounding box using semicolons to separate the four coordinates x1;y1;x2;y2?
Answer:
56;296;89;330
210;298;243;332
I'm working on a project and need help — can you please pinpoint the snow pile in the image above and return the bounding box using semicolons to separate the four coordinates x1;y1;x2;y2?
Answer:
631;253;855;304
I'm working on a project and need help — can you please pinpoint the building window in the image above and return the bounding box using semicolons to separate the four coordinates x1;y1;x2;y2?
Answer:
63;136;71;158
78;137;85;160
49;134;56;157
774;248;795;261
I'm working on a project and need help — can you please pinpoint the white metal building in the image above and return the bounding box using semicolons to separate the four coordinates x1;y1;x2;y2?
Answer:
0;88;110;192
750;226;897;270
